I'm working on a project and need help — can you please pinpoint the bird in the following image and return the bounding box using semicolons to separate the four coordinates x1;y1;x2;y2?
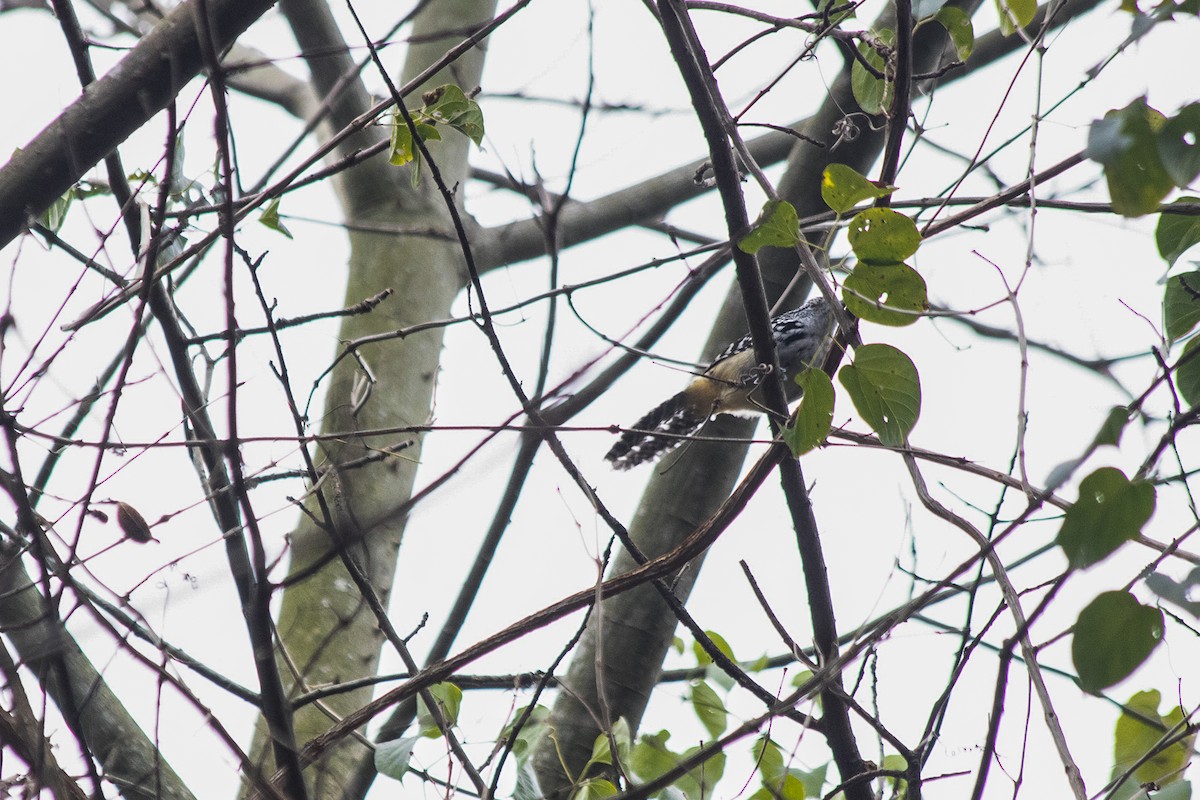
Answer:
605;297;835;469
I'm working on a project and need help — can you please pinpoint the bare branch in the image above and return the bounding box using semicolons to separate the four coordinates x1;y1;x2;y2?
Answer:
0;0;277;248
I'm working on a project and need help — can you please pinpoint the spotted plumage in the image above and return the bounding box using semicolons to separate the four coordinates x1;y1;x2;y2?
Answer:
606;297;834;469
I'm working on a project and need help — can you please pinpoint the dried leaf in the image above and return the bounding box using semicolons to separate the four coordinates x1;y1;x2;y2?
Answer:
117;502;154;543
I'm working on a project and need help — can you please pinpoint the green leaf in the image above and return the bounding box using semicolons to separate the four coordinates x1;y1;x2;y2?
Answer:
1164;270;1200;341
1086;103;1141;163
679;745;727;798
417;682;463;736
753;736;786;784
881;754;909;800
692;630;735;666
1156;197;1200;267
1159;103;1200;187
851;29;894;115
790;669;815;689
416;121;441;142
753;738;808;798
631;731;679;784
707;665;735;693
374;734;419;782
746;652;771;672
588;733;612;767
1113;690;1194;791
796;764;828;798
838;344;921;446
1093;406;1130;448
784;368;835;456
847;208;922;264
501;704;550;762
389;111;441;183
38;189;73;233
630;732;726;799
611;717;632;762
624;734;681;796
843;262;928;326
820;164;896;214
1056;467;1156;569
691;680;728;739
1072;591;1163;693
1087;100;1175;217
513;764;541;800
1176;337;1200;407
389;110;417;166
422;84;485;146
570;778;618;800
1108;780;1193;800
933;6;974;59
430;681;462;724
995;0;1036;35
168;131;189;198
766;774;807;800
586;718;631;770
258;197;293;239
739;200;800;254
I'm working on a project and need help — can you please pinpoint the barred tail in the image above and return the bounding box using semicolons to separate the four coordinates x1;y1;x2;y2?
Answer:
605;391;707;470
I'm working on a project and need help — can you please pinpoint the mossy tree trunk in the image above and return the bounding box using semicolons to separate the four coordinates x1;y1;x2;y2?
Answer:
244;1;498;796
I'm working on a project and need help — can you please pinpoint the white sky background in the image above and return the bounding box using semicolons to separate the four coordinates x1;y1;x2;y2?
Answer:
0;0;1199;798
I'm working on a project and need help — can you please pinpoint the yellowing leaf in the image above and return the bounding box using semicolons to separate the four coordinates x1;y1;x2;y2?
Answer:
996;0;1036;35
847;208;921;264
389;112;416;166
1113;690;1194;789
821;164;895;214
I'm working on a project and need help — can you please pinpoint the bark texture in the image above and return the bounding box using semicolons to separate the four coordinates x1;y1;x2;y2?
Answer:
244;1;498;796
0;0;278;248
530;6;977;795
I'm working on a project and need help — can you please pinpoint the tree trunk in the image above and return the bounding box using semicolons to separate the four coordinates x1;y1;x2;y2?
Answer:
530;7;971;794
244;1;498;797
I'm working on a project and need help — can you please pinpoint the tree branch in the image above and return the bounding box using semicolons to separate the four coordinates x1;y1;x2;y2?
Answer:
0;542;197;800
475;0;1106;272
0;0;277;248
